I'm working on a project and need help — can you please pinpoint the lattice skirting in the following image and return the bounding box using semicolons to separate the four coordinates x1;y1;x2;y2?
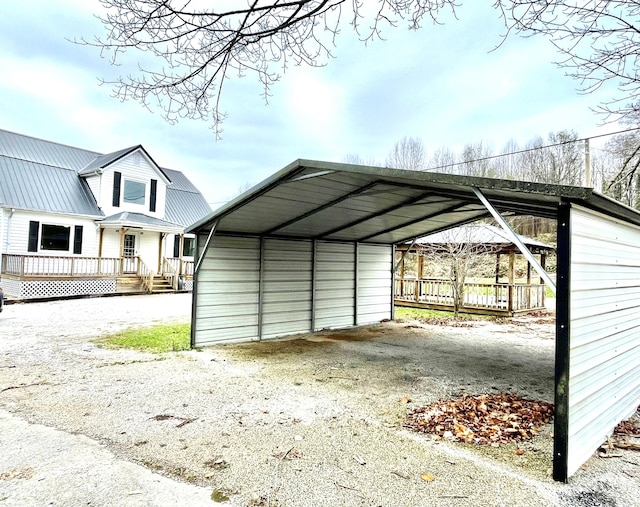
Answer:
183;279;193;291
0;278;117;300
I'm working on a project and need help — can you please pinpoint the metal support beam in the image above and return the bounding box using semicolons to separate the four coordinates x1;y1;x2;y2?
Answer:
472;187;556;294
194;221;217;274
391;244;396;321
258;237;265;341
264;182;379;236
311;239;317;332
354;242;359;326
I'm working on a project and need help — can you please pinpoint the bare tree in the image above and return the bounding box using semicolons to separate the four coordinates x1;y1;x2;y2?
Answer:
427;146;458;174
497;1;640;123
385;136;427;170
86;1;640;134
515;130;583;186
342;153;381;166
601;130;640;209
460;141;495;178
86;0;457;135
417;225;502;317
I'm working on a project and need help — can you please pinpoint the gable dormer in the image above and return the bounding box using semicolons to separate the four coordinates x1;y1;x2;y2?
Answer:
79;146;172;220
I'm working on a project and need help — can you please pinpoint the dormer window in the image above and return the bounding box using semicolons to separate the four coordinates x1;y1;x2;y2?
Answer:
123;179;146;205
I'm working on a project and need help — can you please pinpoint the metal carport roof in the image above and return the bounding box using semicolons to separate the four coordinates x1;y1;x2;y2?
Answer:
188;159;640;240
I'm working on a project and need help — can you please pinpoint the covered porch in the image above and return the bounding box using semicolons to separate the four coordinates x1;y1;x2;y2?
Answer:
394;224;555;316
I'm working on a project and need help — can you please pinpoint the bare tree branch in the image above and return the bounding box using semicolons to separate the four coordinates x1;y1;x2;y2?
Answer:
83;0;457;136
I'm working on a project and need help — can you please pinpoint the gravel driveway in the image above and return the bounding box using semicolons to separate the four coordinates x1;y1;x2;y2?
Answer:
0;294;638;506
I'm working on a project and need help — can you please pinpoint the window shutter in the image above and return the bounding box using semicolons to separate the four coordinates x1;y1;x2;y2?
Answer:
28;221;39;252
150;179;157;212
173;235;180;258
73;226;83;255
112;171;121;207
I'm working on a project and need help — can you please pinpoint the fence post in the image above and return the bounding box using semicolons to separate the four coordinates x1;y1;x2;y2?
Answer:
508;285;514;313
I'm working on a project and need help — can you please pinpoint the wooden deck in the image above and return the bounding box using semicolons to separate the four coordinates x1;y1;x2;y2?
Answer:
0;254;194;299
395;278;547;316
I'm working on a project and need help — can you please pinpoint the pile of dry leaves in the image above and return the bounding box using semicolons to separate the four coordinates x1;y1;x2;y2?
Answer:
406;392;554;445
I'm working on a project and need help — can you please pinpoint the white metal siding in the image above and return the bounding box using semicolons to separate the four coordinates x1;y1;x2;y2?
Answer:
0;208;5;255
261;239;313;339
315;241;355;330
357;244;393;324
194;236;261;345
193;237;394;346
6;211;98;256
567;205;640;477
99;153;168;220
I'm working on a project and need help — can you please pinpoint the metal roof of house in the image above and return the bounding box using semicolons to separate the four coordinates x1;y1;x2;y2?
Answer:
188;159;640;243
0;129;211;225
78;145;172;183
100;212;183;232
0;154;103;217
410;224;555;252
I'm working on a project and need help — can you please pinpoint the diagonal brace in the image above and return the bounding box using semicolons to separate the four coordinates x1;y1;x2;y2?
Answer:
472;188;556;295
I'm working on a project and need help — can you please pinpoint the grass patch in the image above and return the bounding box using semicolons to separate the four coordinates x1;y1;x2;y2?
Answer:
394;307;495;322
95;323;191;353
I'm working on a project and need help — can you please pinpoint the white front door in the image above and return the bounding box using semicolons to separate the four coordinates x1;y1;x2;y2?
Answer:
122;233;137;273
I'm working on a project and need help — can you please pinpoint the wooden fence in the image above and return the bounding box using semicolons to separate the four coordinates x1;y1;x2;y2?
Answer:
395;277;546;314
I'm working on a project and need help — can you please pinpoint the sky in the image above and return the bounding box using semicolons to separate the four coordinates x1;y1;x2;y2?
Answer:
0;1;625;207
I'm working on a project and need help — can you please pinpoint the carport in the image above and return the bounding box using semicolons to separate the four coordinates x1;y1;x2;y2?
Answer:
188;159;640;482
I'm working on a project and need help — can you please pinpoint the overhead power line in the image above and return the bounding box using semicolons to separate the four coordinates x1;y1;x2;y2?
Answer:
422;126;640;173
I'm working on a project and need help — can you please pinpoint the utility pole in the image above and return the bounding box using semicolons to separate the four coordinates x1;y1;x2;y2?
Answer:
584;138;591;187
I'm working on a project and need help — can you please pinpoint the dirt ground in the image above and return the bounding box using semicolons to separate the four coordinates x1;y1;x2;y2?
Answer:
0;294;638;506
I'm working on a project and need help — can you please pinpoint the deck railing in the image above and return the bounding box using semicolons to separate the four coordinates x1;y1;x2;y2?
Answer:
1;254;195;280
162;257;179;290
394;277;546;313
165;257;194;277
2;254;125;277
138;258;154;292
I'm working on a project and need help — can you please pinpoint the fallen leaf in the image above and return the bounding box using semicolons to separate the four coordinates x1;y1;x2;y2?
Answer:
515;448;525;455
400;396;412;404
420;473;435;482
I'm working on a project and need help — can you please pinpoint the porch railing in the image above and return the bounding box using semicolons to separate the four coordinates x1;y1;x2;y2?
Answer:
2;254;125;277
394;277;546;313
137;258;154;293
162;257;179;290
165;257;194;277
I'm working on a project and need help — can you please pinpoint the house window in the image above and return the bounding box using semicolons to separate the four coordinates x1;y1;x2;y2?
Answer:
123;180;146;205
173;236;195;257
183;237;195;257
41;224;70;251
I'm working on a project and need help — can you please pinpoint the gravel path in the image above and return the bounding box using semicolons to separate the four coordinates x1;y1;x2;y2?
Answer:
0;294;638;506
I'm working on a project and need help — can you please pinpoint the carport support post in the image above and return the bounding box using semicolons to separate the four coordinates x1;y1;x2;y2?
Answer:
391;244;396;320
311;239;317;332
354;242;359;327
258;237;265;341
191;222;217;349
553;202;571;483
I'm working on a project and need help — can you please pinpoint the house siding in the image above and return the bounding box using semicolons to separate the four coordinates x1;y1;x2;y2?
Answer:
566;204;640;477
6;210;98;257
99;153;168;220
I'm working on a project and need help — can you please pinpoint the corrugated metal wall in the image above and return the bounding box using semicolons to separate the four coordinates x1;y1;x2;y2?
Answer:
261;239;313;339
566;204;640;477
193;235;392;346
357;244;394;324
315;241;356;330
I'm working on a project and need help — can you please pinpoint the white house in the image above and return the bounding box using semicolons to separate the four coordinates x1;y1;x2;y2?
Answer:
0;128;212;299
